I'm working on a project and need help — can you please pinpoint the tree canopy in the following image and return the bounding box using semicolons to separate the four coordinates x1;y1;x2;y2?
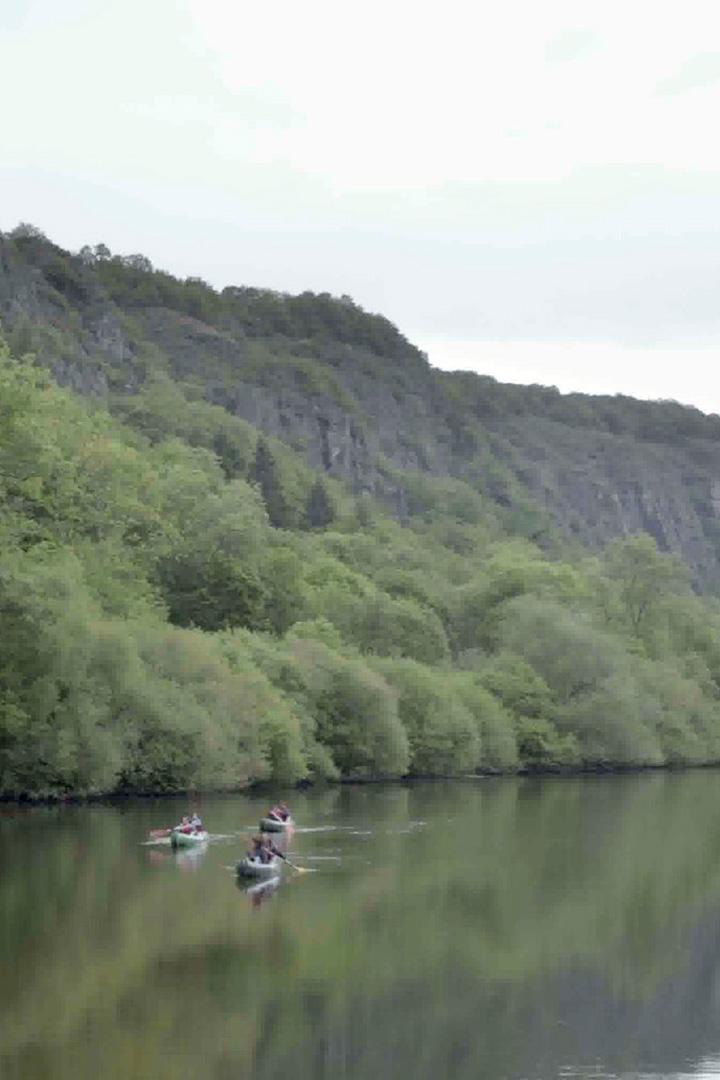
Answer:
2;289;720;797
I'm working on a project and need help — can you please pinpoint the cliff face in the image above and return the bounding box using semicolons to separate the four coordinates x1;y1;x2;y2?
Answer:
3;228;720;588
218;373;720;588
484;416;720;585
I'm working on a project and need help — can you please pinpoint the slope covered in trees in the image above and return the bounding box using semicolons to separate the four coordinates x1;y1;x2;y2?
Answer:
3;321;720;797
4;224;720;590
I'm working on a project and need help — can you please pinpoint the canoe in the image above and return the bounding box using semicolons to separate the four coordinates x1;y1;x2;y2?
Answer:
236;855;283;879
259;817;294;833
170;828;208;849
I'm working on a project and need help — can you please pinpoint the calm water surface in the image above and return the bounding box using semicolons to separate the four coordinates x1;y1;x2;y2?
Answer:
4;774;720;1079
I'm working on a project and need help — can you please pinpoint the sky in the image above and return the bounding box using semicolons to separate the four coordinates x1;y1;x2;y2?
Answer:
2;0;720;411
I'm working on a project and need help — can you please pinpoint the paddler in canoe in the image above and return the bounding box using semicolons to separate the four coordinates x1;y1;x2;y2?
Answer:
268;802;291;823
148;812;204;841
242;832;307;875
176;812;203;834
248;834;282;864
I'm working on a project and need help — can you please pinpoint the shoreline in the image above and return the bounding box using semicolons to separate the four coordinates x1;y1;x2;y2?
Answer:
3;759;719;807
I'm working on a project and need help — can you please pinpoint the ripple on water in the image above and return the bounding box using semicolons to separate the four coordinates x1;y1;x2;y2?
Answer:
558;1063;720;1079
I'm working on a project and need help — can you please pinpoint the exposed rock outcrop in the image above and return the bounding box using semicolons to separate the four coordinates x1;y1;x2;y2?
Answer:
2;229;720;588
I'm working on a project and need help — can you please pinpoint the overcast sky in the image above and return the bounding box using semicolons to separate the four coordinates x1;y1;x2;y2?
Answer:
2;0;720;411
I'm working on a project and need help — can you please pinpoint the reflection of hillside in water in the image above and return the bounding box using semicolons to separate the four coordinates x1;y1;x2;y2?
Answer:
3;775;720;1078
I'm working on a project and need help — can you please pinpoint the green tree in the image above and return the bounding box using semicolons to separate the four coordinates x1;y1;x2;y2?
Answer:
479;653;554;721
499;596;625;705
450;673;519;769
251;437;290;528
602;533;690;641
156;549;267;631
305;477;335;529
375;658;478;775
291;638;409;777
260;547;306;634
451;543;584;653
354;492;374;528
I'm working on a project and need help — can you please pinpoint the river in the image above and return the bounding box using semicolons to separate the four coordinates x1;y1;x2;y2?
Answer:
3;774;720;1079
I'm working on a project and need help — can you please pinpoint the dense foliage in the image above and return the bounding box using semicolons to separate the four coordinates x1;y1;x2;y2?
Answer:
2;325;720;799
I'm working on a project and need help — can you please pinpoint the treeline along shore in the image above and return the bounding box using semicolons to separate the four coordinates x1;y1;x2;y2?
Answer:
3;226;720;798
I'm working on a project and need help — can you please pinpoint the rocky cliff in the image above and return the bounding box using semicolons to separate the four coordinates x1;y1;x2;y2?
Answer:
3;226;720;588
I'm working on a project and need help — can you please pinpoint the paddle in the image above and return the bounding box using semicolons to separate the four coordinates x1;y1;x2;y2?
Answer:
149;828;172;839
275;850;308;874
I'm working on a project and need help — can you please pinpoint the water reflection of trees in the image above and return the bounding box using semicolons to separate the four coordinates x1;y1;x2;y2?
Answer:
4;776;720;1077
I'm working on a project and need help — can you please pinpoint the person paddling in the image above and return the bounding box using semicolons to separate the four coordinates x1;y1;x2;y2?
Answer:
246;833;305;874
248;834;282;865
149;813;203;840
249;834;273;864
265;837;282;863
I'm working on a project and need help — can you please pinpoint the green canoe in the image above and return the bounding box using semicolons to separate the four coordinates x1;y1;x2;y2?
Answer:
170;828;208;849
259;817;294;833
236;855;283;879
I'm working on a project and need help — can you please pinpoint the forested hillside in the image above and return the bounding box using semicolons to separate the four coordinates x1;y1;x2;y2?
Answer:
4;224;720;587
3;224;720;797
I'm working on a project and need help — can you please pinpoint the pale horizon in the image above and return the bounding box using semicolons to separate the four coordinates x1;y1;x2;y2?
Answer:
417;336;720;416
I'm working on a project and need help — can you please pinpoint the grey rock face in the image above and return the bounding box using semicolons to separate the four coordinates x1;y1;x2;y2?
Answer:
214;365;720;589
492;417;720;588
90;312;127;364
